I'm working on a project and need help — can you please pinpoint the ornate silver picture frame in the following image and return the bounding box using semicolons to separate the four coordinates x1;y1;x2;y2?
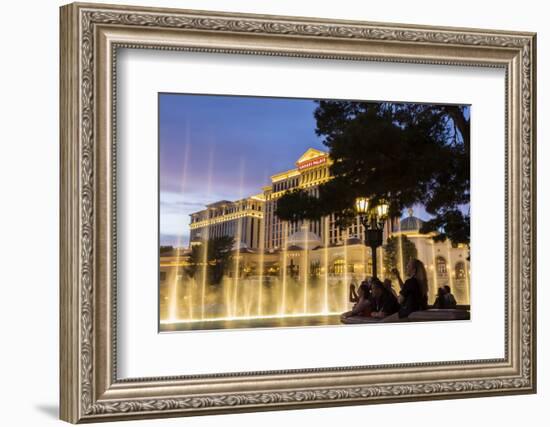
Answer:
60;2;536;423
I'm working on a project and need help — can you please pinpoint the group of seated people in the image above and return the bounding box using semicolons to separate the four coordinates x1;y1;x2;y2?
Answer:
433;285;457;309
342;258;458;322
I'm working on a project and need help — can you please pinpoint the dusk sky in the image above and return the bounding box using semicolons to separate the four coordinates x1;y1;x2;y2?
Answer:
159;94;464;247
159;93;326;247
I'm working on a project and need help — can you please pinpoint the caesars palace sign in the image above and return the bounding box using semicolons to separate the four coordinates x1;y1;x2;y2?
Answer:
297;155;327;171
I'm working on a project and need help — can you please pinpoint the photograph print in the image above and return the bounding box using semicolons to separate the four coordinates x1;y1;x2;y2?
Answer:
159;93;471;332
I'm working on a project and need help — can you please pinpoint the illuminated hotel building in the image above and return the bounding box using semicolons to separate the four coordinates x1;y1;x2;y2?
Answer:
264;148;331;249
189;196;265;249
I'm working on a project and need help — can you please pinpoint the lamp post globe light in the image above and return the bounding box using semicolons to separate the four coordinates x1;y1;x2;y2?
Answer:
355;197;389;279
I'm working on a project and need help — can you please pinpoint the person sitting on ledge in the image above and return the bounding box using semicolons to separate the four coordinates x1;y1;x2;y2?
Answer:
443;285;458;308
381;259;429;322
348;278;360;303
349;276;371;303
341;279;372;319
433;285;458;309
383;278;398;298
433;286;448;309
369;279;400;319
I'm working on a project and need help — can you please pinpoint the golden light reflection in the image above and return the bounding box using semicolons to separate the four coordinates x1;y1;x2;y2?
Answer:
160;311;343;325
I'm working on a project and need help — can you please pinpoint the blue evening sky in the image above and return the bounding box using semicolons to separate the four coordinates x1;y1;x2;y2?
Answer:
159;94;326;246
159;94;468;247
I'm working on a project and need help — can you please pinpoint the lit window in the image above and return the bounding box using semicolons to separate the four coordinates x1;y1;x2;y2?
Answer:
455;261;466;279
436;256;447;275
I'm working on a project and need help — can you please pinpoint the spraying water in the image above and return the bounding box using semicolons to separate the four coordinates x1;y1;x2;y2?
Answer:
323;216;329;313
446;240;455;296
167;138;191;322
430;240;438;300
257;219;265;316
280;221;289;315
303;221;309;313
342;229;349;311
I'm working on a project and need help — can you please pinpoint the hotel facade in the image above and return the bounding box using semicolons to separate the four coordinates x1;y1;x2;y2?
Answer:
189;149;391;250
184;148;470;304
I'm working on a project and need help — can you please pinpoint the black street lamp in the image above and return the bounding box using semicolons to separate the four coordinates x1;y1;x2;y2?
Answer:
355;197;389;279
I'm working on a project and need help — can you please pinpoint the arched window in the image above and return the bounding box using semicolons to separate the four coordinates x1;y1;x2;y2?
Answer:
455;261;466;279
453;261;468;304
436;256;447;275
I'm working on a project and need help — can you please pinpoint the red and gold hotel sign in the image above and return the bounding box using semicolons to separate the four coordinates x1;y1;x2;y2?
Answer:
297;155;327;170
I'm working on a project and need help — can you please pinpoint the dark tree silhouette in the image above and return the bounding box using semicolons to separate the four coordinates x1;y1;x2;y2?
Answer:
186;236;234;285
160;245;174;254
383;235;418;278
275;101;470;245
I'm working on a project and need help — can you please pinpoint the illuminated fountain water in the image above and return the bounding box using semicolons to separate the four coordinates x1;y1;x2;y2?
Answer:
379;243;385;280
224;271;233;318
323;217;329;312
342;229;349;311
397;219;405;279
303;221;310;313
280;221;289;315
200;228;209;320
200;147;215;320
232;218;242;318
446;240;455;294
167;139;191;322
257;223;265;316
361;227;367;278
430;240;439;299
161;216;355;330
167;262;180;322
